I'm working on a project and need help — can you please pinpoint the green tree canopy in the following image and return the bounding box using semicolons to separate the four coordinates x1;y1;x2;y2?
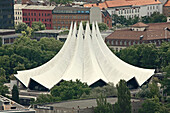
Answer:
51;80;90;100
12;85;19;103
15;22;28;33
139;96;168;113
94;95;113;113
31;21;46;31
162;64;170;96
118;44;159;69
114;80;131;113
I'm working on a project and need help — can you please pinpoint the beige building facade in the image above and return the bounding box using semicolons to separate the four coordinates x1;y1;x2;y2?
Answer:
14;4;27;25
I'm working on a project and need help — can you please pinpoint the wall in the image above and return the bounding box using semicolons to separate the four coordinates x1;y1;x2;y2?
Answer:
90;7;102;24
163;6;170;17
23;9;53;29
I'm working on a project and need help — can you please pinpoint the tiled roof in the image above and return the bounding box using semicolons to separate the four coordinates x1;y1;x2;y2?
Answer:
127;0;161;6
164;0;170;6
84;2;107;9
106;22;170;41
131;22;149;27
105;0;131;8
84;0;161;9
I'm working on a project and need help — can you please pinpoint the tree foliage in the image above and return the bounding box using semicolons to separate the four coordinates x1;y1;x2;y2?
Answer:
112;12;166;26
12;85;19;103
162;64;170;96
139;96;168;113
81;83;117;99
0;36;63;81
31;21;46;32
114;80;131;113
118;44;159;69
94;95;113;113
51;80;90;100
136;82;160;99
15;22;28;33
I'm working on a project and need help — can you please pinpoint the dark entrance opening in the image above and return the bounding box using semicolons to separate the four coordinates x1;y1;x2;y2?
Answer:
28;79;49;91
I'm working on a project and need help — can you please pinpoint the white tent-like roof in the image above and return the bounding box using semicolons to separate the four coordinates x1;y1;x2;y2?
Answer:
15;22;155;90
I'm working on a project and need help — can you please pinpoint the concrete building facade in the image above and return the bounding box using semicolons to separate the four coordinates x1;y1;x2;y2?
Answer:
14;4;27;25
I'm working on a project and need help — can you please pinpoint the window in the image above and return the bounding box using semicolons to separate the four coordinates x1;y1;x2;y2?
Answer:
34;13;36;16
42;19;43;21
124;41;127;45
78;11;81;13
58;26;60;29
34;18;36;21
42;13;43;16
39;13;40;16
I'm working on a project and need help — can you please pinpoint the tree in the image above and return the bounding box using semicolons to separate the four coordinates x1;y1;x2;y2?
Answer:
0;85;9;96
162;64;170;96
150;12;167;23
15;22;28;33
12;85;19;103
119;44;159;69
139;96;168;113
94;95;113;113
51;80;90;100
98;23;108;31
114;80;131;113
31;21;46;31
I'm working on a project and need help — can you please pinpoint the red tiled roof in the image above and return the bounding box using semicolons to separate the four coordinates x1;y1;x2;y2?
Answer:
105;0;131;8
164;0;170;6
84;2;107;9
106;22;170;41
84;0;161;9
131;22;149;27
127;0;161;6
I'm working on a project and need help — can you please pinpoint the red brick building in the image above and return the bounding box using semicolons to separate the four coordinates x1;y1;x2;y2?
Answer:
22;5;55;29
52;7;112;30
163;0;170;17
102;10;112;28
105;22;170;52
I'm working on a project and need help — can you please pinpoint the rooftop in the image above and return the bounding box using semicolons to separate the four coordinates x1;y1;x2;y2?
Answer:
164;0;170;6
23;5;55;10
131;22;149;27
34;30;63;34
106;22;170;40
14;4;27;9
46;98;140;109
84;0;161;9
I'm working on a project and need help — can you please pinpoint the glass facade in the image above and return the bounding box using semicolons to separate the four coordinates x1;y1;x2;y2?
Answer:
0;0;14;29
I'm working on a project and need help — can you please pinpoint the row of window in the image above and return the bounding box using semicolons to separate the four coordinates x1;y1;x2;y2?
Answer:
15;16;22;20
107;40;165;46
23;18;51;22
53;26;69;29
147;5;159;10
23;13;51;17
53;10;90;14
15;11;22;15
118;8;140;15
53;21;71;24
53;15;89;19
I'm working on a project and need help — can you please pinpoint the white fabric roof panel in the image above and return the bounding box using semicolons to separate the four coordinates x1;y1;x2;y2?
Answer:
15;22;155;89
